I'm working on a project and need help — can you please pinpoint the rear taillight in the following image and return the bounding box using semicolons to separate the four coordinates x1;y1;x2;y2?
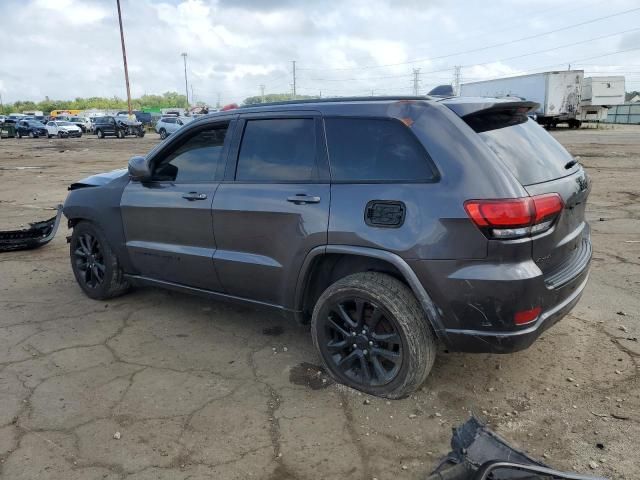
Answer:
464;193;563;239
514;306;542;325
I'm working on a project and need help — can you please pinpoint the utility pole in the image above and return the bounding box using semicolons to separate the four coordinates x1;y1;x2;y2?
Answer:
216;93;221;109
190;84;195;105
260;84;265;103
181;52;189;109
412;68;421;96
292;60;296;99
116;0;133;116
453;66;462;96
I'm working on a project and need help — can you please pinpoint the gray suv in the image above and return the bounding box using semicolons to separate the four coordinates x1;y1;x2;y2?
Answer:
63;96;591;398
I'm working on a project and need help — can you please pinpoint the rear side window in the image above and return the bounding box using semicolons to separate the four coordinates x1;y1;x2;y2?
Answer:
478;119;577;185
163;118;176;124
236;118;317;182
152;124;228;183
325;118;436;182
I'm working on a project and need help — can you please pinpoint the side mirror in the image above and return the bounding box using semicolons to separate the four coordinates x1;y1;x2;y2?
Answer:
128;156;151;181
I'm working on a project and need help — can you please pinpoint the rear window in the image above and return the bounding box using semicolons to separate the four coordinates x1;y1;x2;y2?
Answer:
324;118;436;182
479;119;578;185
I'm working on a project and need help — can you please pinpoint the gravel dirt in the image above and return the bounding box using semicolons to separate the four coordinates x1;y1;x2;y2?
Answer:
0;125;638;479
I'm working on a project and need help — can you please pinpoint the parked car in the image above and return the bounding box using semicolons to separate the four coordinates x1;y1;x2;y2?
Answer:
154;116;191;139
62;96;591;398
94;116;145;138
69;116;92;133
117;110;152;125
46;120;82;138
15;120;48;138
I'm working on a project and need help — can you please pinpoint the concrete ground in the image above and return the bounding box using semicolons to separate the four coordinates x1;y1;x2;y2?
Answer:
0;125;638;479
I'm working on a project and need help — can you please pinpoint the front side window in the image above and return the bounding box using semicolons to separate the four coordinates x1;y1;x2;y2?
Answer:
236;118;317;182
324;118;436;182
152;124;228;183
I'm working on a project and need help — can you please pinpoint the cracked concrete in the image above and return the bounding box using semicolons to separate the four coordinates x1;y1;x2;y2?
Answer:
1;128;639;479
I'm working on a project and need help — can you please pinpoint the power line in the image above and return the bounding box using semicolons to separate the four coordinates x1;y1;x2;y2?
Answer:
297;6;640;71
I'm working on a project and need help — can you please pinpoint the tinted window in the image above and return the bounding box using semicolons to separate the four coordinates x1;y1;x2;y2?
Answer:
479;119;577;185
152;124;228;183
324;118;435;182
236;118;317;182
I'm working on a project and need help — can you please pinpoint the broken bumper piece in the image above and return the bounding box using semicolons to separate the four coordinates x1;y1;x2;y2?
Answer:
427;416;606;480
0;205;62;252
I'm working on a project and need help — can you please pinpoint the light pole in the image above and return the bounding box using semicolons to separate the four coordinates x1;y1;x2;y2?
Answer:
181;52;189;110
116;0;133;116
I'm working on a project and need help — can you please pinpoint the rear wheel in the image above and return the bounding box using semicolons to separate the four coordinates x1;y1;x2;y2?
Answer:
57;132;64;138
70;222;130;300
311;272;436;399
96;129;104;139
117;129;125;139
16;130;21;138
29;131;35;138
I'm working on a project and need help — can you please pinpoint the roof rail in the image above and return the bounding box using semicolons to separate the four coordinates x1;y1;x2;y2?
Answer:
237;95;432;109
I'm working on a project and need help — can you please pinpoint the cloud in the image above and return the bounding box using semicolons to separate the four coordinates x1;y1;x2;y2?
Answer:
0;0;639;105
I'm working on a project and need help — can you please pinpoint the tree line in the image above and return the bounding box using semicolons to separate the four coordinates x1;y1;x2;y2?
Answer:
0;92;188;115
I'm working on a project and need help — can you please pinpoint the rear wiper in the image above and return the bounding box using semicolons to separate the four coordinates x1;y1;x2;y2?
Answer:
564;159;579;169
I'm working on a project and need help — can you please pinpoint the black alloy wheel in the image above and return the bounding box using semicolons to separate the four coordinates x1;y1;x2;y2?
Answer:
73;232;106;289
319;297;403;387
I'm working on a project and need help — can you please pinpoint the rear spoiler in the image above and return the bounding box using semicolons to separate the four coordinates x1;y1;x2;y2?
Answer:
441;99;540;133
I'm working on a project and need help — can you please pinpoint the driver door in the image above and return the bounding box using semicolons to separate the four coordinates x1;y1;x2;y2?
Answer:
120;119;235;291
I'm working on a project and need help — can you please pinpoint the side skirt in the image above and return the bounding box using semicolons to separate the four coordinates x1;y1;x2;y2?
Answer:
124;274;299;321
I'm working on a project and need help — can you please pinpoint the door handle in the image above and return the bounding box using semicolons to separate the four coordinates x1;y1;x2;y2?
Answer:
287;194;321;204
182;192;208;201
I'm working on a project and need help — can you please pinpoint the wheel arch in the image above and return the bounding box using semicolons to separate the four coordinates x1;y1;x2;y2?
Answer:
295;245;446;340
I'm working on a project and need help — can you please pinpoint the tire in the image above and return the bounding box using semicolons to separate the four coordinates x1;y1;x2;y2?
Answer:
78;133;82;138
159;128;167;140
70;221;130;300
96;129;104;139
29;131;35;138
137;129;145;138
16;130;21;138
311;272;436;399
57;132;64;138
47;134;52;138
117;129;125;139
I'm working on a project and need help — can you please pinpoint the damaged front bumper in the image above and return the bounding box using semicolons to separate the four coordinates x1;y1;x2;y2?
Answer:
428;417;605;480
0;205;62;252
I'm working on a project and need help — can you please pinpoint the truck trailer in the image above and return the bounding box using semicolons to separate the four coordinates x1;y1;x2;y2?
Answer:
578;76;625;123
460;70;584;128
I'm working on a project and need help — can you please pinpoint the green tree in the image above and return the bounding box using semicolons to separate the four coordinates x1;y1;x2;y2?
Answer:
242;93;318;105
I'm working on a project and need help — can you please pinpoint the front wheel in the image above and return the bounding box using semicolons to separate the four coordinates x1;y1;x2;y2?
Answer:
57;132;64;138
96;129;104;139
311;272;436;399
70;222;130;300
29;131;35;138
159;128;167;140
16;131;22;138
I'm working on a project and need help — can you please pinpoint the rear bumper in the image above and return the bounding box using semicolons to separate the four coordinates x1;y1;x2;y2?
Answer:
443;271;588;353
407;234;591;353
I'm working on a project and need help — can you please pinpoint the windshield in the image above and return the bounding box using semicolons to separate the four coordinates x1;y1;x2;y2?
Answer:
57;121;74;126
27;121;44;126
479;119;579;185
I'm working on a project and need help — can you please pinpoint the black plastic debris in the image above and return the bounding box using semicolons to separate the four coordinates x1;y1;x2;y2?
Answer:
426;416;606;480
0;205;62;252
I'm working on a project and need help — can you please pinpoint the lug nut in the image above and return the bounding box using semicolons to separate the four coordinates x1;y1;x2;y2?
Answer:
369;341;373;346
363;349;368;355
351;332;356;336
352;344;357;348
361;330;366;334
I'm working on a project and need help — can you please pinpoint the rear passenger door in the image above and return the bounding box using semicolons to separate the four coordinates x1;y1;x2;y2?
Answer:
212;113;330;307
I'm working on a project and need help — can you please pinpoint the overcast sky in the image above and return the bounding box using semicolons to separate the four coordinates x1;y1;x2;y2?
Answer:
1;0;639;105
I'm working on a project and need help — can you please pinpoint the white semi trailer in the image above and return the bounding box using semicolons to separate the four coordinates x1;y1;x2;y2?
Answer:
460;70;584;128
578;76;626;123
